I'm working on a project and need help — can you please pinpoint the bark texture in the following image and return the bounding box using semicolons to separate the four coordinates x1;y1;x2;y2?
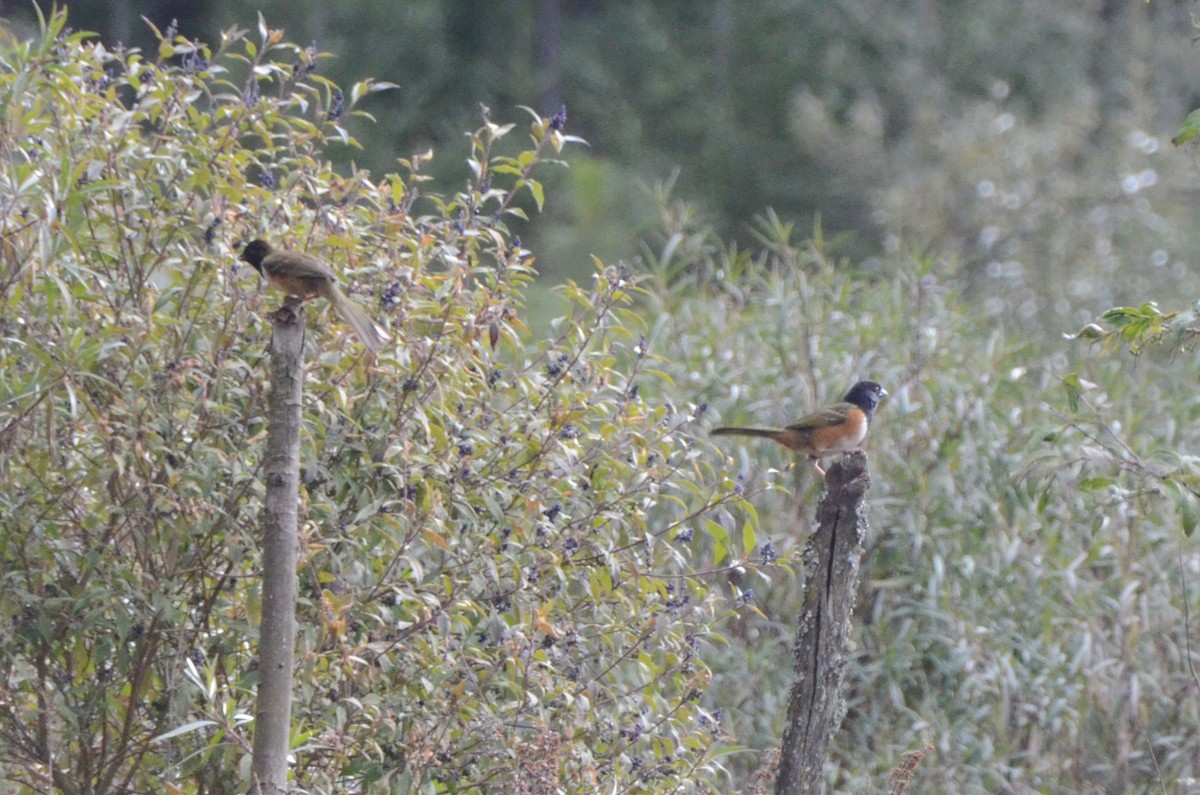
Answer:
775;451;871;795
250;303;304;794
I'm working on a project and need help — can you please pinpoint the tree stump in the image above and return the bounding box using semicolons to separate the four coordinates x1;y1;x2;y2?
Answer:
775;451;871;795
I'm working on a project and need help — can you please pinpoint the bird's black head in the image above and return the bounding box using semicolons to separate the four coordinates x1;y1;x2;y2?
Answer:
843;380;888;412
239;239;272;273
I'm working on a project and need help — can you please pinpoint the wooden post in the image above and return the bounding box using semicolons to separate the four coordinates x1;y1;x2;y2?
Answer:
251;302;304;793
775;451;871;795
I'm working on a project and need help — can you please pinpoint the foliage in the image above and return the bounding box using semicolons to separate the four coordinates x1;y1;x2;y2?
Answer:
15;1;1198;294
0;10;757;792
635;201;1200;792
7;5;1200;795
1059;99;1200;540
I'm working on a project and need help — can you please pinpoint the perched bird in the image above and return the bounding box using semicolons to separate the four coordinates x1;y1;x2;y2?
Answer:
239;239;389;353
712;380;888;477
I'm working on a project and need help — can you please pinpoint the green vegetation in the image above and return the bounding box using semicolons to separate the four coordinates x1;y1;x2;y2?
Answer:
10;1;1198;295
3;5;1200;794
0;12;755;791
641;210;1200;790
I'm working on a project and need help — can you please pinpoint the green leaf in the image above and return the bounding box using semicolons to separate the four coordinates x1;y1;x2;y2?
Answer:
1062;373;1082;412
1168;480;1200;536
741;522;756;556
1174;108;1200;146
152;720;217;742
706;519;730;565
350;79;398;107
1063;323;1104;341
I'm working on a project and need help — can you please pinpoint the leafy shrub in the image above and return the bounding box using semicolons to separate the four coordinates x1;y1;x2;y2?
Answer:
638;202;1200;792
0;10;756;792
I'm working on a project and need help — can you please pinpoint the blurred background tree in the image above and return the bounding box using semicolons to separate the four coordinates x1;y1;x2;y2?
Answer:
6;0;1198;326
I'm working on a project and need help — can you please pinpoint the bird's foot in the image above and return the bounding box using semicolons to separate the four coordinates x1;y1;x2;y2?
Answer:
270;297;304;324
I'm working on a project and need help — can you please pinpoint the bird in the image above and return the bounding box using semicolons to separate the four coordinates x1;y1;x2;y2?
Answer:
711;380;888;477
239;239;389;353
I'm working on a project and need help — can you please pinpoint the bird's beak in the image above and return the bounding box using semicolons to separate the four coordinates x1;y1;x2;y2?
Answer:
880;387;889;397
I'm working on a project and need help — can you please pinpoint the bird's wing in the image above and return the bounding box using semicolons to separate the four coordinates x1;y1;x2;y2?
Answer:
263;250;338;280
784;402;852;431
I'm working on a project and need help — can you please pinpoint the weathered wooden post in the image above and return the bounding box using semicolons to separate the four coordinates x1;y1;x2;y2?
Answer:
775;451;871;794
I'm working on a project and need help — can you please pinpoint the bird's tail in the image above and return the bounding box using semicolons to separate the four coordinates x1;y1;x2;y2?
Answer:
326;285;389;353
711;427;783;441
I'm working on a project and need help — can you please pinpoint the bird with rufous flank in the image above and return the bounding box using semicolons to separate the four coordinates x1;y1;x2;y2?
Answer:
712;380;887;478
